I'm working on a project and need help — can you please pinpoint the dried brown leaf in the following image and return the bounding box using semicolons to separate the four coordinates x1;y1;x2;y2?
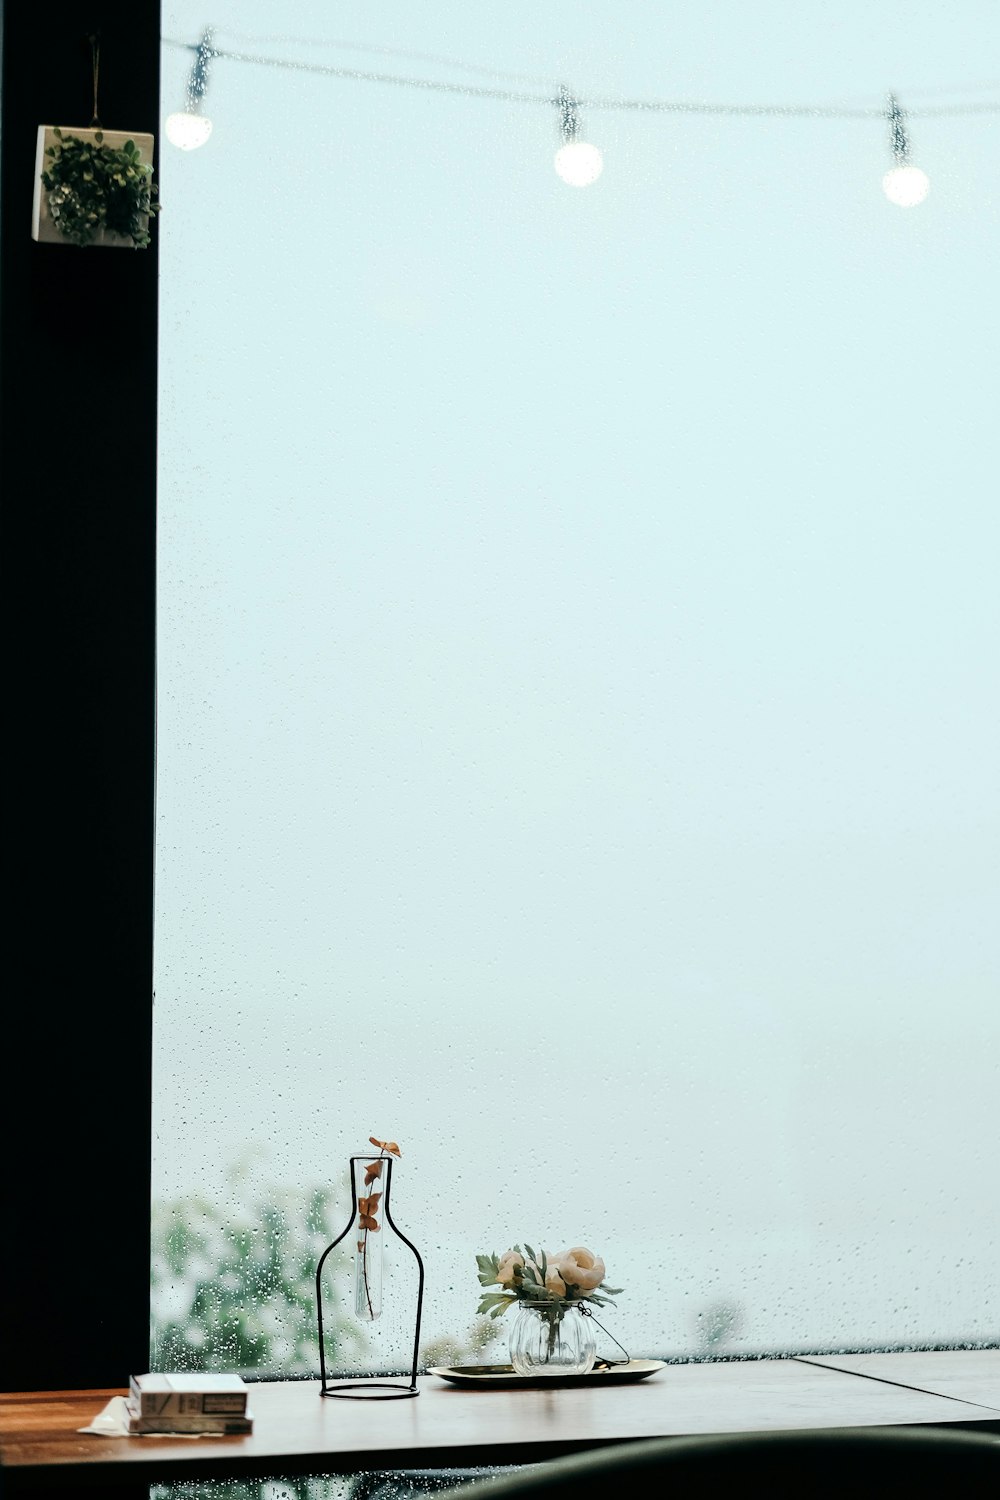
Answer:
369;1136;402;1157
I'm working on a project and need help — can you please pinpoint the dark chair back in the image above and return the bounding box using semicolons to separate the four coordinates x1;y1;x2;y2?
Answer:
434;1425;1000;1497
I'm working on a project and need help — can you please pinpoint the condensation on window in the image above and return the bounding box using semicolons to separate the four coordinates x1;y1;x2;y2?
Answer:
153;1;1000;1375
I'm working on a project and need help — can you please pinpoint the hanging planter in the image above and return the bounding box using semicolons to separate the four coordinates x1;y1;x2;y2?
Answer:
32;125;159;248
30;34;160;249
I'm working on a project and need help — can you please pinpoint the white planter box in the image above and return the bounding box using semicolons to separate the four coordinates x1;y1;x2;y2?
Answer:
32;125;155;247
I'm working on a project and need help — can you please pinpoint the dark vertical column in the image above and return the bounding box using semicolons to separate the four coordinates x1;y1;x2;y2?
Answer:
0;0;159;1390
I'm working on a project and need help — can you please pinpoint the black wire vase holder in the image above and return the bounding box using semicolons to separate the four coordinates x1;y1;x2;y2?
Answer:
315;1152;425;1398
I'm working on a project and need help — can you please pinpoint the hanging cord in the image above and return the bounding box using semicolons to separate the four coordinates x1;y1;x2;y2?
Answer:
89;32;101;127
576;1302;631;1368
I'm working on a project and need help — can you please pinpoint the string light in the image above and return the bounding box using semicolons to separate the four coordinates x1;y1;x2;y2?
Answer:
882;92;929;206
163;32;996;195
166;28;215;149
553;85;603;186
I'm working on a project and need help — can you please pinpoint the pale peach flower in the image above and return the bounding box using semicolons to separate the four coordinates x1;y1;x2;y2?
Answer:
557;1246;606;1291
496;1249;525;1286
544;1263;567;1296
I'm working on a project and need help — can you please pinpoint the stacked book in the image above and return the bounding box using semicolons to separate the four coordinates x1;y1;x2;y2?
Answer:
125;1372;253;1435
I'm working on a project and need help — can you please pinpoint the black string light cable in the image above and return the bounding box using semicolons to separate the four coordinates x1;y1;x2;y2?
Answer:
162;30;1000;202
196;28;557;89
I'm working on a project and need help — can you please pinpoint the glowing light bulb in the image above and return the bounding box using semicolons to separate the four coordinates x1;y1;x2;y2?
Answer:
554;141;603;187
166;111;213;150
882;164;929;207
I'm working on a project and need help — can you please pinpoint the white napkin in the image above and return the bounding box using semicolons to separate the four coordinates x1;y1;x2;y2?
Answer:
78;1396;215;1439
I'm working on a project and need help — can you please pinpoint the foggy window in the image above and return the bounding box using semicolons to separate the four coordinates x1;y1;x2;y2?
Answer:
153;2;1000;1373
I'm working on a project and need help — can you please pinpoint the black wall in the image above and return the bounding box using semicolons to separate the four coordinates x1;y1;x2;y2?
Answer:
0;0;159;1390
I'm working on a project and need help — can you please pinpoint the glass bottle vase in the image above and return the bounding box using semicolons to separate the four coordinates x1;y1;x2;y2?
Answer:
508;1301;596;1377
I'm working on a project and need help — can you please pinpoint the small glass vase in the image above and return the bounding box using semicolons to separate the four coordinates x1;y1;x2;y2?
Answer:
352;1154;384;1321
508;1301;596;1377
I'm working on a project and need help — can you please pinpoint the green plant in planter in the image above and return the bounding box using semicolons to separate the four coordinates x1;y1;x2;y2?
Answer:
41;128;161;248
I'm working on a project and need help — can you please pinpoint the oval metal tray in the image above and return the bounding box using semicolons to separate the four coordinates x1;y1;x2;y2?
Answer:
427;1359;666;1389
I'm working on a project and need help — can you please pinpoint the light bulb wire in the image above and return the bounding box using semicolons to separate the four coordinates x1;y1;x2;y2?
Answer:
163;34;1000;122
886;91;910;164
185;27;215;113
558;85;580;142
